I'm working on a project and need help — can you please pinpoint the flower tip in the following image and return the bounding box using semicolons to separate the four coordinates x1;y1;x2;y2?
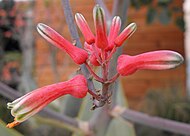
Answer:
172;52;184;67
75;13;82;22
37;23;46;32
6;120;20;128
75;13;95;44
93;4;108;49
129;22;137;29
115;22;137;47
36;23;49;38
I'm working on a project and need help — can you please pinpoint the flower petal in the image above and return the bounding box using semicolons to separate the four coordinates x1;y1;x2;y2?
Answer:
114;23;137;47
93;5;108;49
37;23;88;64
75;13;95;44
117;50;184;76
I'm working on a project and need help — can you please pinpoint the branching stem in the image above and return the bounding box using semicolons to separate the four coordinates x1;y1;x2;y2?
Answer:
107;73;120;84
85;62;104;83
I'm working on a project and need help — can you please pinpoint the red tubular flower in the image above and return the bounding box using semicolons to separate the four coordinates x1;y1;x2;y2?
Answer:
114;23;137;47
37;23;88;65
93;5;108;50
117;50;184;76
106;16;121;51
6;75;88;128
75;13;95;44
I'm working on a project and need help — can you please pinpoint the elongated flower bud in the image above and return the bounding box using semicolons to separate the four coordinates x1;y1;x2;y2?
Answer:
7;75;88;128
106;16;121;51
93;5;108;49
37;23;88;65
117;50;184;76
115;23;137;47
75;13;95;44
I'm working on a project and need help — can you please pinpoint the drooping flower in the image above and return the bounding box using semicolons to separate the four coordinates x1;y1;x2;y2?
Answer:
7;75;88;128
37;23;88;65
93;5;108;50
117;50;184;76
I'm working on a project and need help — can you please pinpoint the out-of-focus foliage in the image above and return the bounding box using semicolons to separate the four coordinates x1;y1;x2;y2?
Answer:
0;0;24;88
136;88;190;136
131;0;184;31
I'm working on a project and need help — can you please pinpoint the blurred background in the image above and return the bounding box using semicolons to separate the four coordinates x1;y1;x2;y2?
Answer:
0;0;188;136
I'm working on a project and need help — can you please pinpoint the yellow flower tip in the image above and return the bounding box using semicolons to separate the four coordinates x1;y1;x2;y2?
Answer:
6;120;20;128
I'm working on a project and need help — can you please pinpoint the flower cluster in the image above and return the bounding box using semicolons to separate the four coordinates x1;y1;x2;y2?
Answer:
7;5;183;128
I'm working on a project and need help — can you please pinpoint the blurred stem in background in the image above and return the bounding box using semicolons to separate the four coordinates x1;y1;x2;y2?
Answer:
19;1;36;93
184;0;190;97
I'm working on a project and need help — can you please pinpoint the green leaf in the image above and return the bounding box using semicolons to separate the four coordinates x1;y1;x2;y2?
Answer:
105;118;136;136
116;81;128;107
76;94;95;121
146;7;156;24
105;81;136;136
71;94;95;136
0;120;23;136
62;95;83;117
158;7;171;25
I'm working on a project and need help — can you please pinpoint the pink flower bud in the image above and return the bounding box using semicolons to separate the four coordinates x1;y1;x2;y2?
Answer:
106;16;121;51
37;23;88;65
75;13;95;44
84;42;100;66
7;75;88;128
115;23;137;47
117;50;184;76
93;5;108;50
89;52;101;66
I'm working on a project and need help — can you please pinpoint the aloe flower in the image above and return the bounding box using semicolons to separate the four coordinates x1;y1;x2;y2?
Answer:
117;51;184;76
75;13;95;44
93;5;108;50
75;5;137;66
6;4;184;129
76;5;136;52
37;23;88;65
114;23;137;47
106;16;121;51
7;75;88;128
